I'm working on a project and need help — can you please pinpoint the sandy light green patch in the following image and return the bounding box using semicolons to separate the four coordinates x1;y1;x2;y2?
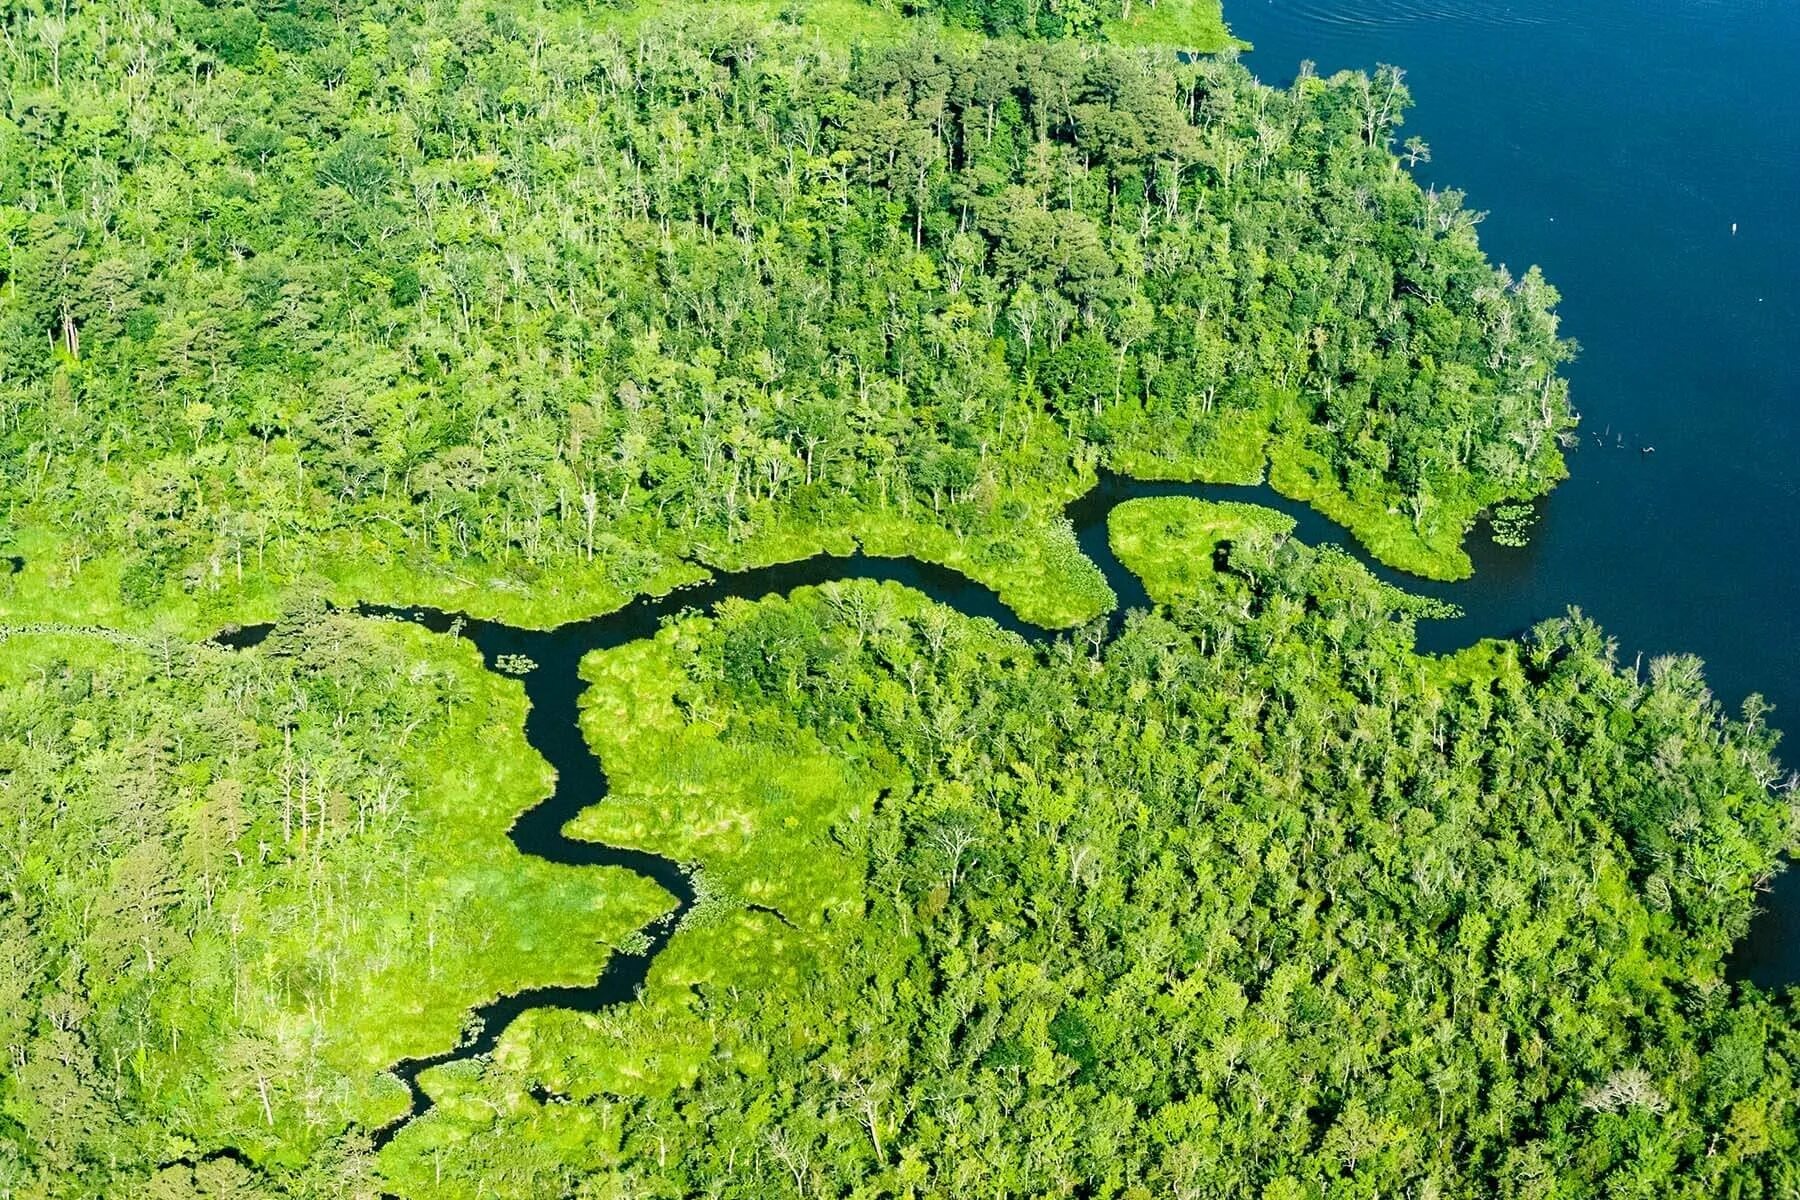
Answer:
569;623;873;921
1102;0;1236;50
851;507;1114;629
602;0;919;46
1108;496;1297;604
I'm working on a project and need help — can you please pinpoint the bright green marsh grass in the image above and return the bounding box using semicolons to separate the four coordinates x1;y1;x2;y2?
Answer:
0;622;670;1143
1108;496;1297;604
1102;0;1235;50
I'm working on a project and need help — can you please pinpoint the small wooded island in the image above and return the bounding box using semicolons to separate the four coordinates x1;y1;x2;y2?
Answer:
0;0;1795;1196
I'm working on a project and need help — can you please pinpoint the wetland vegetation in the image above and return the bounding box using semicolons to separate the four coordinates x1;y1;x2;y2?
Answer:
0;0;1795;1196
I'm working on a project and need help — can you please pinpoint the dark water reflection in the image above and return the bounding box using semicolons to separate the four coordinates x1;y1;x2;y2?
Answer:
1232;0;1800;989
199;5;1800;1142
215;446;1792;1145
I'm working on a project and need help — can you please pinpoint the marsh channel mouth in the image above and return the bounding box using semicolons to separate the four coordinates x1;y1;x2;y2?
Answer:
211;469;1794;1146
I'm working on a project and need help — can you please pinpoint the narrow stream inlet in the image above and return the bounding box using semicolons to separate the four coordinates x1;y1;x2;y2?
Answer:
211;470;1796;1146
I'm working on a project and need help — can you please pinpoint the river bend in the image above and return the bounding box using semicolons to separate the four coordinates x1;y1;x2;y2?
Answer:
212;469;1793;1145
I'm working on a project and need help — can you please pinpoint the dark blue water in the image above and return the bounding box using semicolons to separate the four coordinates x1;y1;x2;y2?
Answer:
1232;0;1800;987
207;18;1797;1141
212;467;1601;1149
217;435;1797;1155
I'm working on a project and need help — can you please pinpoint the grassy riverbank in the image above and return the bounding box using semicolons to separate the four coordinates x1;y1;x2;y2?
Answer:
0;0;1570;639
1104;0;1236;48
0;616;669;1179
362;533;1800;1198
1108;496;1298;603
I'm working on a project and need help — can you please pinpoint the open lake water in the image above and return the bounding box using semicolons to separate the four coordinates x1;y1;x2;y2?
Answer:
1230;0;1800;984
226;15;1800;1099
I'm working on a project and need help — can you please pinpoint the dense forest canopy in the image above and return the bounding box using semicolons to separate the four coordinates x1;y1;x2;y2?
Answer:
0;0;1571;634
1;0;1793;1197
0;613;673;1193
523;534;1800;1199
5;527;1798;1196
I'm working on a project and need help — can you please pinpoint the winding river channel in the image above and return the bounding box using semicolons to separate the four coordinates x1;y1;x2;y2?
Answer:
216;466;1796;1144
201;1;1800;1146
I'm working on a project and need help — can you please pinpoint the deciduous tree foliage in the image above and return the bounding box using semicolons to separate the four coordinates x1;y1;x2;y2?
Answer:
12;532;1792;1197
0;0;1569;620
400;540;1800;1199
1;1;1783;1197
0;616;668;1197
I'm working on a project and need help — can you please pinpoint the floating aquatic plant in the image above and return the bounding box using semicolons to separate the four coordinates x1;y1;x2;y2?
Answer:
1490;503;1538;548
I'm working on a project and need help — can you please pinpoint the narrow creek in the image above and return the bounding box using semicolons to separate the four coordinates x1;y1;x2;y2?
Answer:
211;470;1793;1146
